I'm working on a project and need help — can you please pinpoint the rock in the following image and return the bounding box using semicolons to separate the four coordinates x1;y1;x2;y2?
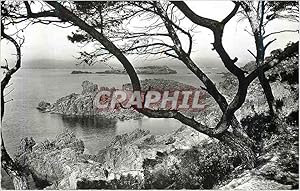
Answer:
15;130;108;189
15;122;298;189
37;79;202;120
52;130;85;153
105;129;150;149
96;129;152;176
71;71;92;74
95;126;210;181
219;174;293;190
15;137;36;157
15;127;209;189
97;69;126;74
81;80;98;95
37;101;51;112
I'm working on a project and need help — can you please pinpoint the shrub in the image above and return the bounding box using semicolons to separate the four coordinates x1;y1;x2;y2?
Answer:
77;174;143;189
241;113;277;152
143;140;240;189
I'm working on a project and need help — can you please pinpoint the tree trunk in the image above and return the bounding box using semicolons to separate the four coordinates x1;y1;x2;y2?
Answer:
254;25;277;117
256;41;282;131
258;70;276;115
218;131;256;169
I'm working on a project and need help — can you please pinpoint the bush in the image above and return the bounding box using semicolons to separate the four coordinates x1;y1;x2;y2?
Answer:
143;140;240;189
241;113;277;152
278;151;298;173
77;174;143;189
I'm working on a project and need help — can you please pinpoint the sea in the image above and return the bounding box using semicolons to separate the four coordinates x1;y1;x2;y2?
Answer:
1;65;227;156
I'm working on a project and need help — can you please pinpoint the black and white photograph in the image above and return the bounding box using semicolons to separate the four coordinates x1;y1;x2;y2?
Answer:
1;0;299;189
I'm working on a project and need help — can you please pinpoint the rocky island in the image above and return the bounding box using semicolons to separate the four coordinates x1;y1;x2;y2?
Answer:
71;66;177;75
37;79;206;120
71;71;93;74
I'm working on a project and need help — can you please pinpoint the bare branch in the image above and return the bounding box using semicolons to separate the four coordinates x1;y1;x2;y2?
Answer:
3;88;14;97
164;51;180;59
4;98;13;103
125;43;173;52
264;38;277;51
5;83;13;89
264;29;299;39
247;49;257;59
244;28;254;36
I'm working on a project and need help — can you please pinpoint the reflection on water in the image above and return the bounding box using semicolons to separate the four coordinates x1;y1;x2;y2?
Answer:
61;115;118;129
61;115;118;154
60;115;181;154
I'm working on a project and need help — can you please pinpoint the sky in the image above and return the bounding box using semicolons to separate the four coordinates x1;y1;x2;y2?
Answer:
1;1;299;69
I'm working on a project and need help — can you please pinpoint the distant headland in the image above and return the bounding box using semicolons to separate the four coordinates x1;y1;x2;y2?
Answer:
71;66;177;75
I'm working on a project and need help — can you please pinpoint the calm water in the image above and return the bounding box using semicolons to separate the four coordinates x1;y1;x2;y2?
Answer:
1;65;225;156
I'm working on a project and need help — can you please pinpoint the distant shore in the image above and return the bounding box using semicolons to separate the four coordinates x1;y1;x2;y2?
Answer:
71;65;177;75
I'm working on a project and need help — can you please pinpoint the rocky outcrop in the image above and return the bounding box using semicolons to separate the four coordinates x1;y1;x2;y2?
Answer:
71;71;92;74
15;130;105;189
37;80;143;119
37;101;51;112
37;79;205;120
219;173;292;190
95;126;209;178
15;126;213;189
15;119;298;189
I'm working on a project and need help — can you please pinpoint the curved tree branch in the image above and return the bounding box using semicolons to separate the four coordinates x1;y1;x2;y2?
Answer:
222;1;241;24
263;29;299;39
172;1;246;80
1;23;29;190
